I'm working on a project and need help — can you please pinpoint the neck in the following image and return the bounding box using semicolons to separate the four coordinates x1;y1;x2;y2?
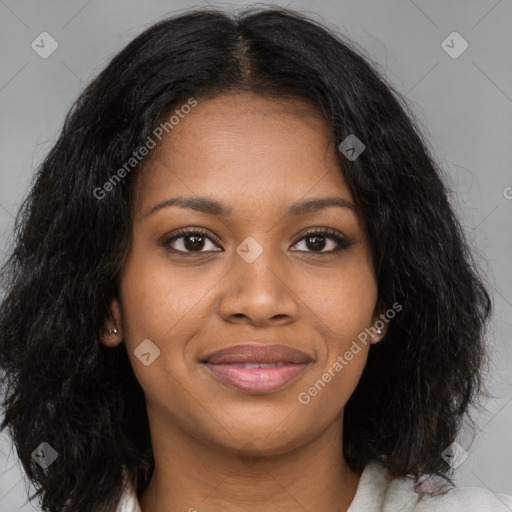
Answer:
138;410;360;512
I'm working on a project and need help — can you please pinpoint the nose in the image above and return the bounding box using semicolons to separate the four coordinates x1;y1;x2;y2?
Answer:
218;247;298;327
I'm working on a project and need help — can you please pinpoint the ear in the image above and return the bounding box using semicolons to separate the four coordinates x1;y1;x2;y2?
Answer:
369;300;389;344
100;297;123;347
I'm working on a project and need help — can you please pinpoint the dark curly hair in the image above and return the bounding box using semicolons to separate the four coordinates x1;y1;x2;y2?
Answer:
0;5;491;512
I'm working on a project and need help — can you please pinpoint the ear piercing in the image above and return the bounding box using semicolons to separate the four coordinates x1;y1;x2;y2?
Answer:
107;319;120;335
371;327;383;341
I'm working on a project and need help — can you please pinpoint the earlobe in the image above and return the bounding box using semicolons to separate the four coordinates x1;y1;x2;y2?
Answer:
370;301;389;344
99;297;123;347
370;324;386;344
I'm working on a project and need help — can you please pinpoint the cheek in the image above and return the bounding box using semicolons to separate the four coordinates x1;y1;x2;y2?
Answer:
118;244;225;400
295;258;376;405
117;250;183;386
119;247;207;344
301;256;377;345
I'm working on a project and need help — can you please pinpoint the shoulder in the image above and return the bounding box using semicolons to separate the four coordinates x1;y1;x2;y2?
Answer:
416;486;512;511
392;478;512;512
350;460;512;512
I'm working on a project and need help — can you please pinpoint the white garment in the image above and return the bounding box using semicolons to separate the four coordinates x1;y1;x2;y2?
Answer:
115;459;512;511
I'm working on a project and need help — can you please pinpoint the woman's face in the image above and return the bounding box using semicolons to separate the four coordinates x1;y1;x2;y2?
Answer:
114;92;382;457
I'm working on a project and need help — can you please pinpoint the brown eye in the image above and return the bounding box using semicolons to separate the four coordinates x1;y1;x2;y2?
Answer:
161;229;222;254
290;229;353;254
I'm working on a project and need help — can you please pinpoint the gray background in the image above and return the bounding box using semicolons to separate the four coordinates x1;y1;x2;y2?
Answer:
0;0;511;510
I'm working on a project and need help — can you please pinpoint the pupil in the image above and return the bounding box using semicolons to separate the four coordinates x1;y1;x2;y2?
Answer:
184;235;205;251
307;235;325;251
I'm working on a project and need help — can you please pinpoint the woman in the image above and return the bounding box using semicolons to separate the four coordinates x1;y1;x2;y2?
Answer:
1;6;510;512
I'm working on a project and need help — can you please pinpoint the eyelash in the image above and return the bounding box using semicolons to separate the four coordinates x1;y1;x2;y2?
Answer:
160;227;353;256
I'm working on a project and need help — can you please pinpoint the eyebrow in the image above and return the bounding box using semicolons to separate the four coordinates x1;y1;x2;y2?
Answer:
144;195;355;218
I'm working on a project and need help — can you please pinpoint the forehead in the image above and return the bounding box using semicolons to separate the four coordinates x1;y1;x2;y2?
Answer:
134;92;351;215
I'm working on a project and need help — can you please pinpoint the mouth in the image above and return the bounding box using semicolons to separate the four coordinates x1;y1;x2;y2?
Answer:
200;344;312;394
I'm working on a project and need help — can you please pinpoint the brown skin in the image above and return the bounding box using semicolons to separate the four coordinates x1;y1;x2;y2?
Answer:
101;92;387;512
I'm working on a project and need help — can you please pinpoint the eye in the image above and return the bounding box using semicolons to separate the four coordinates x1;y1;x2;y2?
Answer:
161;227;353;256
290;228;353;255
161;228;222;254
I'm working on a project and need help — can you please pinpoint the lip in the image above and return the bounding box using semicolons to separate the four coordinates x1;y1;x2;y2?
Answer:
201;344;312;394
202;344;312;365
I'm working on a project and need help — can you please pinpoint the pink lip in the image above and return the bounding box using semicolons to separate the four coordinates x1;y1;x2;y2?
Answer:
203;362;309;393
201;344;312;393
